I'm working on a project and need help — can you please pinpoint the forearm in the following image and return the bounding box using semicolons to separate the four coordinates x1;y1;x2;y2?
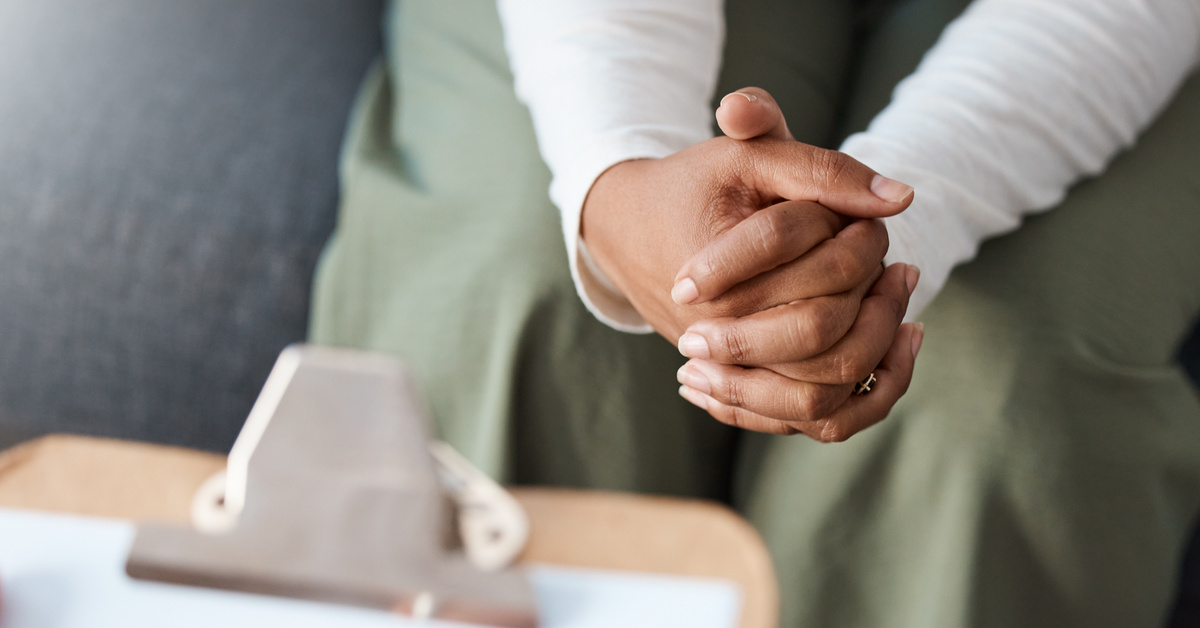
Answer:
842;0;1200;319
498;0;723;332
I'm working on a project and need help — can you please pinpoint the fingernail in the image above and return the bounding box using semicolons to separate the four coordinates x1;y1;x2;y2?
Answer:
678;332;711;359
672;277;700;305
719;91;758;107
676;364;712;395
911;322;925;358
905;265;921;295
678;385;710;410
870;174;914;203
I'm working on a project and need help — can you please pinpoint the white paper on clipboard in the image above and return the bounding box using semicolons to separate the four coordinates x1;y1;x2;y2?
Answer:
0;508;741;628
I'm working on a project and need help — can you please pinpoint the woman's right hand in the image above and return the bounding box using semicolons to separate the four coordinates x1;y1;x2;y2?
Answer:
581;115;913;345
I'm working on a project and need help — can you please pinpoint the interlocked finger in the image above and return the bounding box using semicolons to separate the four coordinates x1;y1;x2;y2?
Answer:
803;321;923;441
766;263;915;384
678;274;875;365
717;218;890;314
677;384;805;435
678;359;853;423
678;322;925;440
673;200;843;305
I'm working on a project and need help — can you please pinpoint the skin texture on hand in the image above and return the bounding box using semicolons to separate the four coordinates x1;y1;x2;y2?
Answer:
679;263;923;439
680;87;925;440
580;131;912;343
581;86;924;440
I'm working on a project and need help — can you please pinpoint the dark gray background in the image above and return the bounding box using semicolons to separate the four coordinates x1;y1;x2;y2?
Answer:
0;0;382;451
0;0;1196;622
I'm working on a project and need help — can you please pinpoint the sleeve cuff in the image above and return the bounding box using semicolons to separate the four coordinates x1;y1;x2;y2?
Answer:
550;131;699;334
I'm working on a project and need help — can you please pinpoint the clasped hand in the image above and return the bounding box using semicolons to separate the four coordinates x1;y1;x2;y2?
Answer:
581;88;925;441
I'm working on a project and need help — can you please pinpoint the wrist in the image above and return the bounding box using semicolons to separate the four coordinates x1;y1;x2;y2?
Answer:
579;159;654;292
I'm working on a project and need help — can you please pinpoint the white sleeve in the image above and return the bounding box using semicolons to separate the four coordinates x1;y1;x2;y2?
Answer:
842;0;1200;321
497;0;723;334
500;0;1200;332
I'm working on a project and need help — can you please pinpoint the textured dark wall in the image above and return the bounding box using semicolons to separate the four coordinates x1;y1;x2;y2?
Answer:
0;0;383;451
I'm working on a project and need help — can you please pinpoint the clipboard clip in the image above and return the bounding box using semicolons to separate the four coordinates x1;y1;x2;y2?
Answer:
126;345;538;627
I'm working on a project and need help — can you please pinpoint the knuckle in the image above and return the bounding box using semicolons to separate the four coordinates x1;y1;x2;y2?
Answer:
815;149;852;187
717;325;752;363
728;406;754;431
846;246;875;283
810;432;834;444
811;387;844;420
870;218;890;257
704;399;735;427
878;291;906;322
783;310;828;358
721;375;748;409
720;405;751;431
807;301;843;350
699;246;738;286
782;387;818;422
833;352;874;385
818;421;852;443
780;315;812;357
828;246;860;287
765;420;802;436
751;210;787;259
807;203;842;233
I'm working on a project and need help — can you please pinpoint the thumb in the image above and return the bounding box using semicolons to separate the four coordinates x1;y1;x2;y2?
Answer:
741;140;914;218
716;87;794;141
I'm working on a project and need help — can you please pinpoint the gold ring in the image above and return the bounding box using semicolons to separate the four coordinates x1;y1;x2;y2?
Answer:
853;372;877;396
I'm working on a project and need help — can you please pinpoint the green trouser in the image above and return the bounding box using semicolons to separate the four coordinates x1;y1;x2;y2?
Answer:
310;1;1200;626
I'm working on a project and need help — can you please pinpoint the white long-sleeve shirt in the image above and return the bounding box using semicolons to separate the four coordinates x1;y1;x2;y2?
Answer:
498;0;1200;333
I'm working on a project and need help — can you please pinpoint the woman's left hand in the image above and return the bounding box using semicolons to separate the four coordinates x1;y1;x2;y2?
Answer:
674;88;925;441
